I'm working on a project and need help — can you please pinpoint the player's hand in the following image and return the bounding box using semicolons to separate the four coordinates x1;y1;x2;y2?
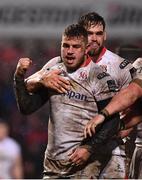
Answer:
15;58;32;76
84;114;105;138
68;147;91;166
40;69;71;93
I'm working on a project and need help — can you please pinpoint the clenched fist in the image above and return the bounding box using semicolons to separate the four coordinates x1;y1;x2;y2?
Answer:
15;58;32;76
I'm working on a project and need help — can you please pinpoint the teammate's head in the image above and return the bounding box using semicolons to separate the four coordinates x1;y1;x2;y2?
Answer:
61;24;88;72
78;12;106;58
78;12;106;30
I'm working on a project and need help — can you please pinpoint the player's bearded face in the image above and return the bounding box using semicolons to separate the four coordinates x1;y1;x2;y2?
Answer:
61;36;87;72
86;24;106;56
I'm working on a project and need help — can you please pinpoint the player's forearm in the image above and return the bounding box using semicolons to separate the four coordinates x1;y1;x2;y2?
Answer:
14;73;48;114
105;82;142;116
25;69;45;92
122;99;142;129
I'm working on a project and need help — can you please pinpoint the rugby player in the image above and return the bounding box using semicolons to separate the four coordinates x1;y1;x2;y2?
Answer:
14;24;120;179
23;12;135;179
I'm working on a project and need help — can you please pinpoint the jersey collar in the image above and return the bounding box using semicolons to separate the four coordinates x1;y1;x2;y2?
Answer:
81;47;106;67
95;47;106;63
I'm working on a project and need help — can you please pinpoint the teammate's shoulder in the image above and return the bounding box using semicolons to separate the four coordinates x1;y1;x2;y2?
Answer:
51;62;65;70
42;56;62;70
107;49;133;67
103;49;122;63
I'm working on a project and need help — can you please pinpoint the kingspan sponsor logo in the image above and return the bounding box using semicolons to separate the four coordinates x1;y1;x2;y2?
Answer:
63;90;87;101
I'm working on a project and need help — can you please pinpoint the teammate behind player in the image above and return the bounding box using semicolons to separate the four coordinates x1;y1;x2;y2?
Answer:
78;12;135;179
84;57;142;133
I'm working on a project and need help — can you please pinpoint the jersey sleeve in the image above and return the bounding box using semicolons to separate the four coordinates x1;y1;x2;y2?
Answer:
117;58;134;89
90;64;117;101
42;56;62;71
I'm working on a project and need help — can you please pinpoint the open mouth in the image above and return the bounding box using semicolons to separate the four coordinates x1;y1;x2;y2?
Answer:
66;57;75;64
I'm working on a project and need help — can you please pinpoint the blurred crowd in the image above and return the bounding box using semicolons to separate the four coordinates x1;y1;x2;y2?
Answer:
0;38;59;178
0;37;141;178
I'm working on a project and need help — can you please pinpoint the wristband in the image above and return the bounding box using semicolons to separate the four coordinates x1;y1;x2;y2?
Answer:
99;108;110;120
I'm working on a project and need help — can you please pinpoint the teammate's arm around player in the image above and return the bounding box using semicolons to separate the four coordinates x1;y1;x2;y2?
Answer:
25;57;70;93
84;80;142;137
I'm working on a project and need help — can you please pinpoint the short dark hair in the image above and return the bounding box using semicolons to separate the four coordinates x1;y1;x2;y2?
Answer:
78;12;106;30
63;23;88;40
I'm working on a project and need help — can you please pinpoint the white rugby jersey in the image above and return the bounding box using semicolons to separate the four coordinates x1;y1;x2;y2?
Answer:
42;56;62;71
0;137;21;178
95;48;133;156
42;48;134;159
45;60;117;160
96;48;133;89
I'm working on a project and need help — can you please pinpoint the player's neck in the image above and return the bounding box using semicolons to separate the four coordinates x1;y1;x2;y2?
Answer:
92;54;100;63
92;47;106;63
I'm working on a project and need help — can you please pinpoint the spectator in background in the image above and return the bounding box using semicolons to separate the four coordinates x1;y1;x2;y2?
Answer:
0;39;55;178
0;118;23;179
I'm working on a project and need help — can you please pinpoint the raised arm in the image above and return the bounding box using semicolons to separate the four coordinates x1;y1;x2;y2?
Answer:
14;58;49;114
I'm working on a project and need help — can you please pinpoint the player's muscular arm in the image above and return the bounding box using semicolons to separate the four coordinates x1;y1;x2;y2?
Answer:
105;82;142;115
84;82;142;135
26;57;71;93
120;99;142;129
25;69;45;92
14;58;49;114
